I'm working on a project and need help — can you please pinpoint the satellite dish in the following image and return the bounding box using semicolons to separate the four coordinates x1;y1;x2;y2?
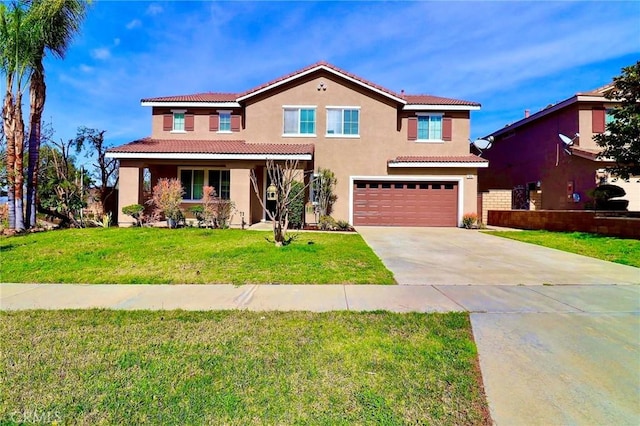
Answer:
470;136;494;155
473;138;493;150
559;133;574;146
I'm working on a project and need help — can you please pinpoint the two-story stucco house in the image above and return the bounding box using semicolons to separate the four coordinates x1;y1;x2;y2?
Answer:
107;62;487;227
478;84;639;211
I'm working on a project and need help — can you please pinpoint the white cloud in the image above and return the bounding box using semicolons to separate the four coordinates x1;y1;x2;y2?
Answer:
79;64;93;73
90;47;111;60
146;4;163;16
126;19;141;30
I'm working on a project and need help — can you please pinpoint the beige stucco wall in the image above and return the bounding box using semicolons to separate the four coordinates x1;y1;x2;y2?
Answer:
139;70;478;225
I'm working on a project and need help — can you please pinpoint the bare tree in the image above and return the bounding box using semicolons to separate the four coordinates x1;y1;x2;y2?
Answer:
250;159;310;247
75;127;118;216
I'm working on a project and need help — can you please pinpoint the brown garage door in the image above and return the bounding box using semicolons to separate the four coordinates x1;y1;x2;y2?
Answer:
353;181;458;226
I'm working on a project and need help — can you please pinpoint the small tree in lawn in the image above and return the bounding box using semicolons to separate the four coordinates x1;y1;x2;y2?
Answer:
250;159;310;246
148;178;184;228
316;168;337;217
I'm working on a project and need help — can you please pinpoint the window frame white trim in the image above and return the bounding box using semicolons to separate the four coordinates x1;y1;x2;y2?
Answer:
177;167;231;203
217;109;232;133
325;106;361;138
282;105;317;137
170;109;187;133
415;112;444;142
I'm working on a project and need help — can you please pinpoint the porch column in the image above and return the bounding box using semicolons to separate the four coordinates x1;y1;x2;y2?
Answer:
117;163;143;227
231;168;251;227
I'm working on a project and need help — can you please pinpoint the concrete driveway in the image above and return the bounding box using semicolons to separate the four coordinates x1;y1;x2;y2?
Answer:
357;227;640;285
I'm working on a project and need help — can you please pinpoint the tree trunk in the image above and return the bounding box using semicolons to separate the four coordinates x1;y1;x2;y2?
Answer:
26;64;45;229
3;80;16;230
13;90;25;231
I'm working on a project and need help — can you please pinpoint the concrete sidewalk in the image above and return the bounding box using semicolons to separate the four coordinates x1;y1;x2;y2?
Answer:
2;283;639;425
4;283;638;313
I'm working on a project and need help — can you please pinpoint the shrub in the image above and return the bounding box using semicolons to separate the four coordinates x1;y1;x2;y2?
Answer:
288;181;305;229
462;213;478;229
122;204;145;227
148;178;184;228
335;220;353;231
0;203;8;232
319;215;337;231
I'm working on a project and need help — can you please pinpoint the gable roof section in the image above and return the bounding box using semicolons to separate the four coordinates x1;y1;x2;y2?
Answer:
237;61;407;104
139;62;479;111
489;84;615;138
106;138;314;160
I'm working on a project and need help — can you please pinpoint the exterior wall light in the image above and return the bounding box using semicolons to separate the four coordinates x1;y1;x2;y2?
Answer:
267;184;278;201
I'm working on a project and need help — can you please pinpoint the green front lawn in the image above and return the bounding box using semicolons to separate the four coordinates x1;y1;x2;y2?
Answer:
485;230;640;267
0;228;395;284
0;310;490;425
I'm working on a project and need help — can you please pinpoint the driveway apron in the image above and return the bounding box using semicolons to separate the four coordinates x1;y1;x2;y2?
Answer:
356;226;640;285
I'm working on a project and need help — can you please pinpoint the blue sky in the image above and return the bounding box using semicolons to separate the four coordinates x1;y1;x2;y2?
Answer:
10;0;640;150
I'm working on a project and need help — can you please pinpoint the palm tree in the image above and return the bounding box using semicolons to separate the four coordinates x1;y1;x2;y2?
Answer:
25;0;87;228
0;3;33;231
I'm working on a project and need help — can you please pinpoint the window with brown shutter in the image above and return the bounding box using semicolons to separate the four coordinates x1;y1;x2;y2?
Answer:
209;114;219;131
163;114;172;131
592;108;605;133
231;115;241;132
442;117;452;141
407;117;417;141
185;114;195;131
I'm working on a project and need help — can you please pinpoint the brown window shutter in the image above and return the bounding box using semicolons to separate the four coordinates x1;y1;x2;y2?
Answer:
163;114;172;131
407;117;417;140
592;108;605;133
185;114;195;131
231;115;241;132
209;114;219;131
442;117;452;141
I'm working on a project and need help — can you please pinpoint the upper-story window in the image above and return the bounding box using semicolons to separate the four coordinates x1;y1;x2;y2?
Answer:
283;106;316;136
326;107;360;137
605;108;616;125
173;110;186;132
417;113;443;141
218;111;231;132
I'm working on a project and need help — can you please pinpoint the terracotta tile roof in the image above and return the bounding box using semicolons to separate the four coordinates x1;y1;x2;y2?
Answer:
389;155;488;163
139;62;478;107
107;138;314;155
141;93;238;103
403;94;480;107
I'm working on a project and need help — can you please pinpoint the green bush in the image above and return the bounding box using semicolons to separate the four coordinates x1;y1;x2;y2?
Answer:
336;220;353;231
122;204;145;227
319;215;337;231
288;181;305;229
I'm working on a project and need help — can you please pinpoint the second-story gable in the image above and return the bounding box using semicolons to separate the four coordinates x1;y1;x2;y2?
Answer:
143;62;480;157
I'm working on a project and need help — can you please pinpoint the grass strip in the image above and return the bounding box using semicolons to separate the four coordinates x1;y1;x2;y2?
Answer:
0;310;489;425
485;230;640;267
0;228;395;284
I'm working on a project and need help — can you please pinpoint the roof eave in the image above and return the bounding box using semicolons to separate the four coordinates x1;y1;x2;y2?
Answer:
388;161;489;168
140;101;242;108
105;152;313;161
403;104;481;111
